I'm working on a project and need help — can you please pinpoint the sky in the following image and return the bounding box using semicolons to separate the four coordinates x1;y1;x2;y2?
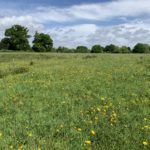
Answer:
0;0;150;48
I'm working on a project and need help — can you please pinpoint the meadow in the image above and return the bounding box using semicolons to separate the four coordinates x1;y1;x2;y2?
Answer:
0;53;149;150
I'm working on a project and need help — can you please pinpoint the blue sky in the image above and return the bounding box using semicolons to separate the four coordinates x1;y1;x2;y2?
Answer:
0;0;150;48
2;0;109;7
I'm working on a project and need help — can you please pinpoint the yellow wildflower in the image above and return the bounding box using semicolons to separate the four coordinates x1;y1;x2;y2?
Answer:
143;140;149;146
101;97;105;101
38;147;41;150
60;124;64;128
85;140;92;145
95;117;98;120
10;145;13;149
89;121;93;124
97;107;100;112
18;145;23;150
112;111;117;117
144;118;148;121
93;109;96;113
144;126;149;129
28;132;32;137
110;111;117;123
91;130;96;136
77;128;82;132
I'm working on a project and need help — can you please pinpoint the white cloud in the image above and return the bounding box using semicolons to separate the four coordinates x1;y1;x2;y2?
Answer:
1;0;150;23
0;15;45;45
0;0;150;47
33;7;71;23
32;0;150;22
46;21;150;48
87;21;150;47
48;24;97;48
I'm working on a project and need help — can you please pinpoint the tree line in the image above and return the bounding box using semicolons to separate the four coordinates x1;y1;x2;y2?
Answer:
0;24;150;53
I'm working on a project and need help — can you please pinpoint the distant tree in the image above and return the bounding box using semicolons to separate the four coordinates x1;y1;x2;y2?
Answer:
2;24;31;50
127;47;132;53
91;45;103;53
104;44;120;53
51;48;57;53
119;46;130;53
32;32;53;52
132;43;150;53
75;46;89;53
57;46;74;53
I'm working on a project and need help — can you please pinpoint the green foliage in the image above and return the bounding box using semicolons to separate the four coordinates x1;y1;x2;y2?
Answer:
104;44;120;53
0;65;29;78
57;46;74;53
32;32;53;52
132;43;150;53
32;43;46;52
0;38;10;50
0;69;7;78
0;24;150;54
119;46;131;53
75;46;89;53
2;25;31;50
91;45;103;53
11;66;29;74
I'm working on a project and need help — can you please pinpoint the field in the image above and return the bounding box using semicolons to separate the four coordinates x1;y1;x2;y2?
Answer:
0;53;149;150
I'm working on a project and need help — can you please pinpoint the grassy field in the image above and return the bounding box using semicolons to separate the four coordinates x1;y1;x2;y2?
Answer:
0;53;149;150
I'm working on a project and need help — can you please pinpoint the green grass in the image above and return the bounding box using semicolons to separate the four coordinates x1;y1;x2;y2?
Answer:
0;53;150;150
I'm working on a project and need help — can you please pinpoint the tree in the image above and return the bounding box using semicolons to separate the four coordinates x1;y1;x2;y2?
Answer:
132;43;150;53
32;32;53;52
2;24;31;50
119;46;130;53
0;38;10;50
91;45;103;53
75;46;89;53
57;46;74;53
104;44;120;53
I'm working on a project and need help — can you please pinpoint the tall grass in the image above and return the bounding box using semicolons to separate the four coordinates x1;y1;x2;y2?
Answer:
0;53;149;150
